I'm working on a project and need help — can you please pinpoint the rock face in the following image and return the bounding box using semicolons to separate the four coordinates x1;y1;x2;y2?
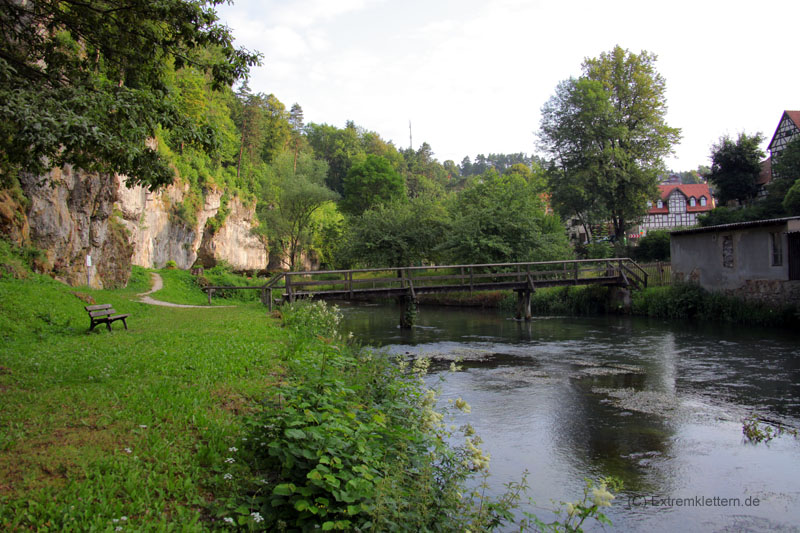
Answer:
16;167;267;288
115;175;266;271
19;166;132;288
196;198;266;270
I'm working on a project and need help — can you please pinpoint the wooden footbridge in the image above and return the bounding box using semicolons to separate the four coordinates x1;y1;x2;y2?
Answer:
204;258;648;326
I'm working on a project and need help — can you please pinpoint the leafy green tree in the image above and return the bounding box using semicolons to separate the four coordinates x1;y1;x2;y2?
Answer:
257;153;338;271
305;121;363;193
771;136;800;215
0;0;259;189
708;132;765;206
340;154;406;216
441;170;571;264
338;197;451;268
539;46;680;241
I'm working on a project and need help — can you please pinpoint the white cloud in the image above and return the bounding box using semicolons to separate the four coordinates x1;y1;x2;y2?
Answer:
218;0;800;169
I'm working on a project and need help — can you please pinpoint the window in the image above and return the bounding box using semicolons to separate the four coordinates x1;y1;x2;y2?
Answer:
657;200;663;209
700;196;707;206
689;197;696;207
647;201;652;208
771;232;783;266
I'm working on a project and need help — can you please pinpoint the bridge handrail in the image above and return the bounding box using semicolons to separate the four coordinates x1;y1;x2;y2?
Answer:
284;258;638;277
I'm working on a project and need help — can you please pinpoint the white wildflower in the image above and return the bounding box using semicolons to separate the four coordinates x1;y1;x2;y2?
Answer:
251;511;264;523
223;517;235;524
591;484;614;507
228;446;238;452
454;398;471;413
124;448;132;454
225;457;235;464
223;473;233;480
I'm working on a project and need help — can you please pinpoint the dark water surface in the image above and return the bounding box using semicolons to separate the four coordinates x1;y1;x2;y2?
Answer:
338;302;800;532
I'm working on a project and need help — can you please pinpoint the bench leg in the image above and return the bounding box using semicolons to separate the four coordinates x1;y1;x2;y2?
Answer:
106;321;112;332
121;318;128;330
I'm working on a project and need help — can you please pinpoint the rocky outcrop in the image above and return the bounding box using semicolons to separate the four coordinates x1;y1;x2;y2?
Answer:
14;166;268;288
196;198;266;270
115;175;267;271
0;189;30;247
19;166;132;288
115;175;220;270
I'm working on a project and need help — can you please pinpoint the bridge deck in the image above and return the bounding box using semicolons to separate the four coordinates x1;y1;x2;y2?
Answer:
200;258;649;308
280;258;648;303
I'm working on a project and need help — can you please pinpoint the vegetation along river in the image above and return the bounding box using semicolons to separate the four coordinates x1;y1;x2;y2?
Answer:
338;302;800;532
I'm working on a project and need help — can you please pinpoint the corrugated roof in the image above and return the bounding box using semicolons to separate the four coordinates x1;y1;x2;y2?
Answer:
670;216;800;236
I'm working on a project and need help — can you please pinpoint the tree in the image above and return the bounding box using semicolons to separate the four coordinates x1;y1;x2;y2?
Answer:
708;132;765;206
539;46;680;240
305;121;363;193
0;0;259;189
257;153;338;271
440;170;571;265
340;154;406;216
338;197;451;268
771;136;800;215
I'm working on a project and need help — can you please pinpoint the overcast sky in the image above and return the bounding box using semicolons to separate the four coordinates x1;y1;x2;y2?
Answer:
215;0;800;172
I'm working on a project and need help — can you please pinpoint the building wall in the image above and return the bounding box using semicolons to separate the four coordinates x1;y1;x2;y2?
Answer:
671;220;800;305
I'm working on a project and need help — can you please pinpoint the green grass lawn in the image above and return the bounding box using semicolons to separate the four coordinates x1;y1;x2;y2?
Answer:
0;263;286;530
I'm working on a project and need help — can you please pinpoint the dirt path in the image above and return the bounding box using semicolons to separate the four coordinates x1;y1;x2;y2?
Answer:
138;272;228;308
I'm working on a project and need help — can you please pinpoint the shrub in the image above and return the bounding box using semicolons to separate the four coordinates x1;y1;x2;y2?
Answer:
635;230;671;261
221;301;511;531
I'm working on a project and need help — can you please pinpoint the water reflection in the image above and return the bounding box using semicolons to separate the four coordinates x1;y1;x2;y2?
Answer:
338;301;800;531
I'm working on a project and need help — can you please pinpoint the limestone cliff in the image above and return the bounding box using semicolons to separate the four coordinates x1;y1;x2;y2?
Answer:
115;175;266;271
19;166;132;288
13;167;267;289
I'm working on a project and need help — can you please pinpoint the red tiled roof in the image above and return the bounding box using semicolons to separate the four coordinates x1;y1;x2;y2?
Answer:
647;184;714;214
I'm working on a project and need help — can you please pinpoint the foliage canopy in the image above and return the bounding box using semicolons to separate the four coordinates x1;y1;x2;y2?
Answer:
0;0;259;189
539;46;680;240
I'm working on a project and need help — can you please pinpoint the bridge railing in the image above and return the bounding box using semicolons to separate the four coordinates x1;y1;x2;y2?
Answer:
282;258;647;301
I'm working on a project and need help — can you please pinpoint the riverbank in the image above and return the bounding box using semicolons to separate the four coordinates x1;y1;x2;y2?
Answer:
419;284;800;328
0;243;528;530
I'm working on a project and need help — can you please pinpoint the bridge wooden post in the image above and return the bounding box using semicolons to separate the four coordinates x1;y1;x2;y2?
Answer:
285;274;293;303
515;290;532;321
399;295;417;329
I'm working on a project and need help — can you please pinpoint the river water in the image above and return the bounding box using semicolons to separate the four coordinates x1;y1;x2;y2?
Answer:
338;302;800;532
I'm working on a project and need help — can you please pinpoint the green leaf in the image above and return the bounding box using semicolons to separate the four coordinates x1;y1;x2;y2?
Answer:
272;483;296;496
285;428;306;439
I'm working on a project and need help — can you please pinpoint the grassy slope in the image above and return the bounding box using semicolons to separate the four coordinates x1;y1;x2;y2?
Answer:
0;266;284;530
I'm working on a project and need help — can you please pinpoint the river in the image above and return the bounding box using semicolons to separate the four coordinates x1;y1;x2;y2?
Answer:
338;301;800;532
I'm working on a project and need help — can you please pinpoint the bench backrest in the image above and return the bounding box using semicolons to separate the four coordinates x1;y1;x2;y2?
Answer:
85;304;113;312
85;304;116;318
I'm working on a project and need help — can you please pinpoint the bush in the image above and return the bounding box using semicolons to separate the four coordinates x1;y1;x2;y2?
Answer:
635;230;671;261
222;301;512;531
529;285;610;315
631;283;799;326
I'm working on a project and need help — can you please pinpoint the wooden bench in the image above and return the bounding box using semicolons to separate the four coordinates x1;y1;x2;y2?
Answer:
85;304;129;331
